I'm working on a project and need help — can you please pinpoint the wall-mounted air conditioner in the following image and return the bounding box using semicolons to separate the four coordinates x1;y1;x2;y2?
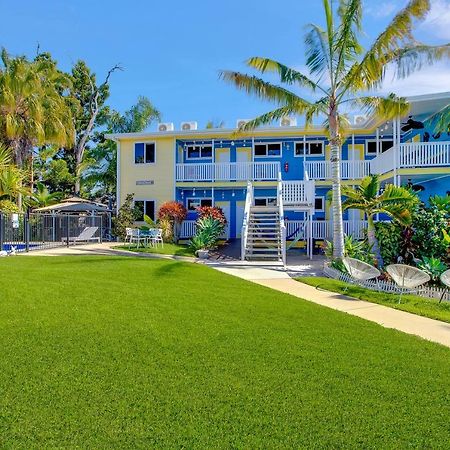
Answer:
280;116;297;127
157;122;174;132
180;121;198;131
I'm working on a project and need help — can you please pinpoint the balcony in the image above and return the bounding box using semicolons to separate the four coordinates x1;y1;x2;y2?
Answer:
371;141;450;174
282;181;315;207
304;161;371;180
176;162;280;182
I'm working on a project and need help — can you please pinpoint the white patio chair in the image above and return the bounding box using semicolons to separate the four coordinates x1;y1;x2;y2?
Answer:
153;229;164;247
343;257;381;283
439;269;450;303
386;264;430;303
125;227;133;244
129;229;146;249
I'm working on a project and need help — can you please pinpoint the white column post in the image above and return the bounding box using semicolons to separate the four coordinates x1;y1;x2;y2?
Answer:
116;139;121;214
393;119;397;186
376;128;380;156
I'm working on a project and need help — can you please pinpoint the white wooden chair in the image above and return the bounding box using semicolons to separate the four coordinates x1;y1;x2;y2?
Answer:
386;264;430;303
129;229;146;248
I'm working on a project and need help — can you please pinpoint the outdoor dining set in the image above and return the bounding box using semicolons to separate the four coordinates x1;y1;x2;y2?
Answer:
125;228;164;248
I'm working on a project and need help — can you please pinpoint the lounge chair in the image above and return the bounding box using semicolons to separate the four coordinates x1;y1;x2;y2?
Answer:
62;226;100;244
386;264;430;303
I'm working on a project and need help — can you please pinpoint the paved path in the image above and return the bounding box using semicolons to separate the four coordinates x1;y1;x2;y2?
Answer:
207;261;450;348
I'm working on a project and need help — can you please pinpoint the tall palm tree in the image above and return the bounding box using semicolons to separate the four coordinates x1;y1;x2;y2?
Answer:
0;50;74;174
221;0;449;258
341;175;419;267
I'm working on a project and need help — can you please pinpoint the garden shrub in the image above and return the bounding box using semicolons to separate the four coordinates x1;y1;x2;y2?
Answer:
189;216;225;252
375;221;402;265
196;206;227;226
158;201;187;243
112;193;137;240
0;199;19;213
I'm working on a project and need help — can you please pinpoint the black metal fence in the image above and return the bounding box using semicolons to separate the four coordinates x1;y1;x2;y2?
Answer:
0;213;103;253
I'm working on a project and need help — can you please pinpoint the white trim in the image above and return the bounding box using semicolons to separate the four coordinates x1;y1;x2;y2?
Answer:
116;140;121;214
254;196;277;207
186;197;213;211
253;141;283;158
365;138;393;155
185;144;213;161
293;140;325;157
134;141;156;165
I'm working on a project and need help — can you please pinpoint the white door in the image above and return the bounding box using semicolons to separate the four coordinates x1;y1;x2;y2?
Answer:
216;201;231;239
235;203;245;238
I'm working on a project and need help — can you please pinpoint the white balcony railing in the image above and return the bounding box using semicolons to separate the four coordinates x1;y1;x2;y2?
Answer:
286;220;371;240
176;162;280;182
282;180;315;206
371;141;450;174
304;161;371;180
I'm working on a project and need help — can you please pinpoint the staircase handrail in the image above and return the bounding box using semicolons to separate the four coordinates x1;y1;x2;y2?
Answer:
277;172;287;265
241;181;254;260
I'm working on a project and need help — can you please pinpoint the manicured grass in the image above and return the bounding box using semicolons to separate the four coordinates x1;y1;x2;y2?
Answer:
0;257;449;448
298;276;450;323
115;242;195;257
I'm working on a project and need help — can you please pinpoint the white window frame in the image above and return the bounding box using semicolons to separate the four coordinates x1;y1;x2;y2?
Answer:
254;196;277;207
186;197;213;211
133;198;156;221
365;139;394;155
134;141;156;165
253;142;282;158
314;196;325;212
294;140;325;157
185;144;213;160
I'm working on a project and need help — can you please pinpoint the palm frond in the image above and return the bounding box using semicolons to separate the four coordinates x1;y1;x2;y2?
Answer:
237;105;305;132
220;71;309;107
305;24;331;77
246;57;324;93
351;94;410;121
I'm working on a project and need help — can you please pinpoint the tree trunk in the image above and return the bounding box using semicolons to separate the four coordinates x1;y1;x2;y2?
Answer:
329;107;345;259
367;215;383;267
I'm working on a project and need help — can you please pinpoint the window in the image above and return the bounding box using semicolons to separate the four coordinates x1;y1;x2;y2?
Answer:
295;141;324;156
134;143;155;164
314;197;324;211
366;140;393;154
254;197;277;207
187;198;213;211
134;200;155;221
186;145;213;159
254;142;281;157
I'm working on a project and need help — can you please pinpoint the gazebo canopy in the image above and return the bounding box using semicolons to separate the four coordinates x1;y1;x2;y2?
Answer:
34;196;110;213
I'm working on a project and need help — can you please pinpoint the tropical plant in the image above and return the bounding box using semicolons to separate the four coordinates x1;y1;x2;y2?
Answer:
196;206;227;226
341;175;419;267
417;257;447;283
221;0;450;258
324;235;374;266
429;194;450;216
0;143;28;204
29;182;63;208
112;193;137;240
0;199;19;212
189;217;225;252
157;201;187;243
374;221;403;265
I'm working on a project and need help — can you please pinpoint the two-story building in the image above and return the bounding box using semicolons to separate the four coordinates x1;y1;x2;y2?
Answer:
107;91;450;261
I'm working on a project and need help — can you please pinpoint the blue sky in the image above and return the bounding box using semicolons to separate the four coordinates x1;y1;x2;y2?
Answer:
1;0;449;130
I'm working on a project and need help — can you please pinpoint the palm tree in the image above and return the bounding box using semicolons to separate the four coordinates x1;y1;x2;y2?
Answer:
341;175;419;267
221;0;449;258
29;182;63;208
0;50;74;179
0;143;27;204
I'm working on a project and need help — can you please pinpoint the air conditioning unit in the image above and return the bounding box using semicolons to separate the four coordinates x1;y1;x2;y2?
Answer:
157;122;174;132
280;116;297;127
353;115;368;126
180;121;198;131
236;119;250;129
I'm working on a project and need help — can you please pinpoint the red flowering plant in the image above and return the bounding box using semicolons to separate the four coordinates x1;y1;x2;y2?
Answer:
157;201;187;243
195;206;227;226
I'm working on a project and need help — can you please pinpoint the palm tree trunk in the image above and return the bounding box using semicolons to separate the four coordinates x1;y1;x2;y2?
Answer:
367;215;383;267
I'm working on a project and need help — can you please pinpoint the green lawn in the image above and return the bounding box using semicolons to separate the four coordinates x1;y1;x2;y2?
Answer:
0;257;449;448
298;276;450;323
115;242;195;257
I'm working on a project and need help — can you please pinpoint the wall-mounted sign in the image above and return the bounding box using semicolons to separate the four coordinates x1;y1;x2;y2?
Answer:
136;180;154;186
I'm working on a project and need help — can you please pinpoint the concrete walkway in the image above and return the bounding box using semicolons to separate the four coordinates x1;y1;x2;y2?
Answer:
207;261;450;348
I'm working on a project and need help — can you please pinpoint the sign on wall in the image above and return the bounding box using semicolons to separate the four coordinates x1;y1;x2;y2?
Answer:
136;180;154;186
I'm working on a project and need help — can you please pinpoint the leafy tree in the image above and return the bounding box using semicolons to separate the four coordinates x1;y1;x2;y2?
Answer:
0;143;28;206
158;201;187;244
83;96;160;201
341;175;419;267
221;0;449;258
112;193;137;240
29;182;63;207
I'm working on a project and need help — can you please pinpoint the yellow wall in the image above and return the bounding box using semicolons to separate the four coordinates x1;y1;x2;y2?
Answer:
118;137;175;210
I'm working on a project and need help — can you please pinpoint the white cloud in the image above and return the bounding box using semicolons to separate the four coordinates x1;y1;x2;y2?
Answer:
366;1;399;18
379;61;450;96
419;0;450;40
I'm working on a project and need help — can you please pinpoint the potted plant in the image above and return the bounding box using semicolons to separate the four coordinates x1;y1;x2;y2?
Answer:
189;216;225;259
